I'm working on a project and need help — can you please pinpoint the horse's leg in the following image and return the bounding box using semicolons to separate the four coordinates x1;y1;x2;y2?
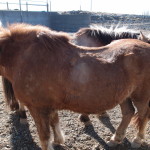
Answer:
108;98;135;147
79;111;109;126
97;111;109;118
27;106;53;150
131;101;150;148
79;114;92;126
18;102;27;124
50;110;65;144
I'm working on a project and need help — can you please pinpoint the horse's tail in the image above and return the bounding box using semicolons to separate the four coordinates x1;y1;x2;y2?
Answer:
2;77;19;111
131;102;150;129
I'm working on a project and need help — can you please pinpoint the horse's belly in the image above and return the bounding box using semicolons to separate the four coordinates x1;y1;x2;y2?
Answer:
61;93;119;114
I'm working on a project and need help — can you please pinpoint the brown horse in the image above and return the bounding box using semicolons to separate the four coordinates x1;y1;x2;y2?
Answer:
0;23;150;150
73;26;150;125
4;26;150;125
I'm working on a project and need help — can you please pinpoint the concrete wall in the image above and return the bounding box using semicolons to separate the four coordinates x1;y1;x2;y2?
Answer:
0;11;90;32
50;13;90;32
0;11;51;27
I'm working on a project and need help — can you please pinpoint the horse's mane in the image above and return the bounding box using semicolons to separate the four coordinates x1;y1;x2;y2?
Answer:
75;25;140;45
0;23;71;49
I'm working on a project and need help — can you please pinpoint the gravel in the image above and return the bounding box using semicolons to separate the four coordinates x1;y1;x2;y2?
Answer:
0;80;150;150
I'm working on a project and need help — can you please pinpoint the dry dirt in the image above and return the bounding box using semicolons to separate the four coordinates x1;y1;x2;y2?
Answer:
0;19;150;150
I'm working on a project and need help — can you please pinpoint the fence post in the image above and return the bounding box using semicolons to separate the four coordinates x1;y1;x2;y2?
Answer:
19;0;23;22
6;2;9;10
47;3;49;12
26;2;28;11
49;0;51;12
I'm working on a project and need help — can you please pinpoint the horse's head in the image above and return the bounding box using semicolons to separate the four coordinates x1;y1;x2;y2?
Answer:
73;27;106;47
138;31;150;44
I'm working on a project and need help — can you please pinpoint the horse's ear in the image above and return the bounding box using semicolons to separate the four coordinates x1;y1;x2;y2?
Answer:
138;31;149;42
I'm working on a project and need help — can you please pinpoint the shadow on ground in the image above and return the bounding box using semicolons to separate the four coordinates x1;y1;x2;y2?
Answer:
10;112;41;150
9;113;149;150
83;116;149;150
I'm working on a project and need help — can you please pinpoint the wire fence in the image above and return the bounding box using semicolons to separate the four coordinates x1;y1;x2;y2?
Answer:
0;0;51;12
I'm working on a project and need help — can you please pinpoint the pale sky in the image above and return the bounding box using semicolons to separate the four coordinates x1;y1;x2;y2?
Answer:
0;0;150;15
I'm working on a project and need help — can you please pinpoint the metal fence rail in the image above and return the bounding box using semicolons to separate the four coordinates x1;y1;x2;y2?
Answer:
0;0;50;12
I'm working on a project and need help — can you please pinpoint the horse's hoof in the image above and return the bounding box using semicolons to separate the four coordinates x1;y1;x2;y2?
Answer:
131;141;142;148
84;121;92;126
99;112;109;118
131;138;142;148
48;146;54;150
54;135;65;145
20;118;28;124
79;115;90;123
54;139;65;145
48;142;54;150
79;115;92;126
107;140;119;147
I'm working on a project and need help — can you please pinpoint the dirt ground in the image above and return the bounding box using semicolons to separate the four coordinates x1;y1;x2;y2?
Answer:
0;20;150;150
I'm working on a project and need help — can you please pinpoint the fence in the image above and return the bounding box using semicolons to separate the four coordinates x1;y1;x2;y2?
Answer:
0;10;91;32
0;0;50;12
